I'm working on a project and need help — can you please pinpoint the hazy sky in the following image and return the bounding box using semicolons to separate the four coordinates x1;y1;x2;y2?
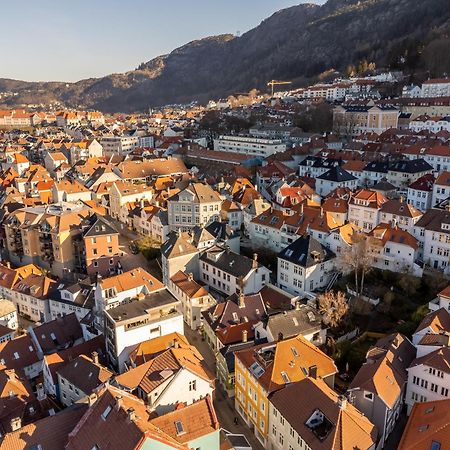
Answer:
2;1;325;82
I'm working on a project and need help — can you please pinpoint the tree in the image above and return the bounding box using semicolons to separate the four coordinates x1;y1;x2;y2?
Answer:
339;232;371;296
318;291;349;328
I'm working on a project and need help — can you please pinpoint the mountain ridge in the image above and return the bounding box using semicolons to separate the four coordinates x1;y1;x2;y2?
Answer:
1;0;449;112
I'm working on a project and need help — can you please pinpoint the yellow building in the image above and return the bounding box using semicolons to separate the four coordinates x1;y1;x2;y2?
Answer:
234;334;337;446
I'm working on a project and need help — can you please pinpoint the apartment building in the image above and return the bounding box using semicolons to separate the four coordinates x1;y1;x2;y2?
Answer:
3;203;92;278
413;208;450;274
421;78;450;98
379;199;423;233
167;182;222;231
348;189;388;231
104;289;183;372
70;138;103;162
387;159;434;188
57;354;112;407
214;135;286;158
167;270;216;330
269;378;377;450
407;174;434;211
234;335;337;445
405;347;450;414
108;181;153;219
100;135;139;156
316;167;357;197
76;214;121;277
368;224;422;276
94;267;165;326
432;171;450;206
348;333;415;446
277;235;336;297
199;247;270;296
333;104;399;136
115;345;214;414
161;231;200;285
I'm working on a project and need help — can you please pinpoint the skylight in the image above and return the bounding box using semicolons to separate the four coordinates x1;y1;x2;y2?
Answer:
175;421;185;435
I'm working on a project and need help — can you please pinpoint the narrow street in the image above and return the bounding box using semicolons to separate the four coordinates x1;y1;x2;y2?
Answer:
184;325;265;450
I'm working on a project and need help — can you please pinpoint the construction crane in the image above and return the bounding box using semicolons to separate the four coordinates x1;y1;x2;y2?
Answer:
267;80;292;97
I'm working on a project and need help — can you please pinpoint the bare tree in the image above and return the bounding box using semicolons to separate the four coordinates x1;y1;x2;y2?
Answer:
339;232;371;296
318;291;349;328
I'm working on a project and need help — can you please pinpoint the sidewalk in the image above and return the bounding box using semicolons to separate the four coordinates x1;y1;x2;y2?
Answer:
184;325;264;450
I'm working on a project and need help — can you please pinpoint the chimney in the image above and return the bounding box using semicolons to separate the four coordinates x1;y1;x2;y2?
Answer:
127;407;136;422
5;369;16;381
115;395;123;410
337;395;347;410
10;417;21;431
278;332;284;341
242;330;248;343
309;365;317;379
88;393;98;406
91;351;99;364
252;253;258;269
238;293;245;309
295;301;301;310
36;383;46;401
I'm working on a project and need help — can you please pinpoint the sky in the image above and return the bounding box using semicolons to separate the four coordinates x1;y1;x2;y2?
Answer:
1;0;324;82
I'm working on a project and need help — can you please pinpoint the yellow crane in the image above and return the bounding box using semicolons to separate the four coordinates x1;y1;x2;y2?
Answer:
267;80;292;97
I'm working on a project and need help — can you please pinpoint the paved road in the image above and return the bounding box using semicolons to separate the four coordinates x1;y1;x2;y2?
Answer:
184;325;264;450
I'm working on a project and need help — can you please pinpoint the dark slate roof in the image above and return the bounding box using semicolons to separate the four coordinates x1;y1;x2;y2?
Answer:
388;158;433;174
267;305;323;340
278;235;335;267
299;156;342;169
363;161;389;173
205;221;237;241
82;215;118;238
200;247;266;278
317;167;357;182
219;340;258;373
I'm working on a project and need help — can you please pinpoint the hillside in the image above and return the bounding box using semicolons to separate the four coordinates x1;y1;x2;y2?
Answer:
1;0;449;112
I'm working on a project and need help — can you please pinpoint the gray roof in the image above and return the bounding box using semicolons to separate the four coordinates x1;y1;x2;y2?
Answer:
106;289;179;323
267;305;323;340
278;235;335;267
200;247;267;278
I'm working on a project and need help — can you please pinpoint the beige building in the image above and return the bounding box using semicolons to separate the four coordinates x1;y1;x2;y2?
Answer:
167;182;222;231
108;181;153;220
333;104;399;136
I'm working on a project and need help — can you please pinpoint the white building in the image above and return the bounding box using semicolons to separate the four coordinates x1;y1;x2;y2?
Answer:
348;189;387;232
429;285;450;313
104;289;183;372
0;299;18;332
214;135;286;158
316;167;357;197
167;271;216;330
421;78;450;98
94;268;165;328
368;224;422;277
413;209;450;274
277;235;336;296
407;174;435;212
100;135;139;156
432;171;450;206
199;247;270;296
405;346;450;414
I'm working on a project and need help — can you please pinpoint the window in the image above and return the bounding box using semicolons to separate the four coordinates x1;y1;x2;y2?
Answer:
189;380;196;391
364;391;374;401
101;405;112;420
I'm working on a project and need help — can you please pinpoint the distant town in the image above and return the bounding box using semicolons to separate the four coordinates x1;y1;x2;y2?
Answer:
0;71;448;450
